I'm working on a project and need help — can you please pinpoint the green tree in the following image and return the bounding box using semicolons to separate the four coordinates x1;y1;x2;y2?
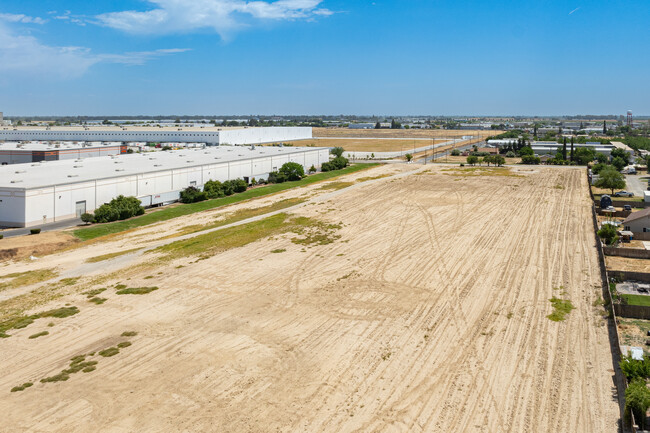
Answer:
612;156;627;172
493;155;505;167
405;153;413;162
519;146;534;156
562;138;567;160
467;155;479;166
331;147;345;158
597;223;618;245
391;119;402;129
483;155;494;166
375;122;381;129
626;379;650;429
279;162;305;181
521;155;541;165
596;153;608;164
573;147;596;165
611;148;630;165
595;166;626;194
570;137;574;162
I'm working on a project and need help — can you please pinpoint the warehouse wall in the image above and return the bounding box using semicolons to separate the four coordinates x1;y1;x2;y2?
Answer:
5;148;329;227
0;189;26;227
218;127;312;145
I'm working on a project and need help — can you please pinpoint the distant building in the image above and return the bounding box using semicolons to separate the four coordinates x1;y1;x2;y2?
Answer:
0;142;126;165
348;123;376;130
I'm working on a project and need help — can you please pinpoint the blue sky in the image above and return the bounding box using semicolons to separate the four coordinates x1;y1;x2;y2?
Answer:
0;0;648;116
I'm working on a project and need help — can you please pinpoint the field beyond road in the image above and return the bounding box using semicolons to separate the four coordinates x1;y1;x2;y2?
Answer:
0;164;618;432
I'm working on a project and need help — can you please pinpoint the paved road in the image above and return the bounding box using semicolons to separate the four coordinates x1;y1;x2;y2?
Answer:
625;174;648;198
0;218;83;238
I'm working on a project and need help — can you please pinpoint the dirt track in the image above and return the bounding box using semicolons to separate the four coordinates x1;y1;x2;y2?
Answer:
0;164;619;432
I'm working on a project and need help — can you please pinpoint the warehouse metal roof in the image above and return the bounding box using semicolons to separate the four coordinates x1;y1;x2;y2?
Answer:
0;141;124;151
0;146;327;190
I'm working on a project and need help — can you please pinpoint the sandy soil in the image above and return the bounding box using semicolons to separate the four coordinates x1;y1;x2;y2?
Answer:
313;127;499;140
0;164;619;432
0;232;79;263
607;256;650;272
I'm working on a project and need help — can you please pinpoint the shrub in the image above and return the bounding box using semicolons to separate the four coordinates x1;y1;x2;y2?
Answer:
203;180;224;198
180;186;208;203
30;228;41;235
451;149;460;156
626;378;650;429
505;151;516;158
80;212;95;224
268;171;288;184
279;162;305;181
598;223;619;246
308;165;316;174
93;195;144;223
322;156;349;172
0;234;3;240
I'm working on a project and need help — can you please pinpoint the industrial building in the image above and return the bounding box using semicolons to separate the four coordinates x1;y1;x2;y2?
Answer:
0;142;126;165
529;141;633;158
0;146;329;228
0;126;312;145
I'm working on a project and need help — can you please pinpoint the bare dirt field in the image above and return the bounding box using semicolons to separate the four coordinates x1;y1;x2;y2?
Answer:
0;232;79;263
313;127;499;140
0;164;619;432
271;138;446;152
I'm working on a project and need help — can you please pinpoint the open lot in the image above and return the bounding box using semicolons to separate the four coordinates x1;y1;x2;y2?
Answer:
0;164;618;432
271;138;446;152
313;127;498;140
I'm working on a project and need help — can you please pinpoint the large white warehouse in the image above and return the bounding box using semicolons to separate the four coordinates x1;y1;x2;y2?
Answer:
0;126;312;145
0;146;329;227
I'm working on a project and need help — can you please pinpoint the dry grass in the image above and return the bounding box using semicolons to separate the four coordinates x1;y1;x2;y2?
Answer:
0;269;58;292
442;167;523;178
86;248;143;263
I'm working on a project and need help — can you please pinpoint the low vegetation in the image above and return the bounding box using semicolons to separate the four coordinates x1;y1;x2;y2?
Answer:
85;248;142;263
443;167;522;178
73;164;378;241
547;296;575;322
10;382;33;392
0;269;58;292
28;331;49;339
116;286;158;295
121;331;138;337
99;347;120;357
0;306;79;338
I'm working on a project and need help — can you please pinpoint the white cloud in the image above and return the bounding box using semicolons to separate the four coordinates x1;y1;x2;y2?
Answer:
96;0;332;36
0;13;47;24
0;22;188;79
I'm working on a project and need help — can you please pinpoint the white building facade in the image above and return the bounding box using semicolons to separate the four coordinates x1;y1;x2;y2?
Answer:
0;126;312;145
0;146;329;227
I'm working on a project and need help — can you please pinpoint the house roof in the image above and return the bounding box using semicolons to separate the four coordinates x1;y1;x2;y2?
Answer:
623;208;650;223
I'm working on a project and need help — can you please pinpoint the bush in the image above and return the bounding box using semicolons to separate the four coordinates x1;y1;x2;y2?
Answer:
30;228;41;235
0;234;3;240
80;212;95;224
521;155;541;165
92;195;145;223
203;180;224;198
279;162;304;181
180;186;208;203
451;149;460;156
626;378;650;429
268;171;287;184
322;156;349;172
518;146;534;156
505;151;516;158
221;179;247;195
308;165;316;174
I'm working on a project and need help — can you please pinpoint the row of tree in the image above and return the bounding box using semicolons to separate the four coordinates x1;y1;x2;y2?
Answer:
81;195;144;224
466;154;505;166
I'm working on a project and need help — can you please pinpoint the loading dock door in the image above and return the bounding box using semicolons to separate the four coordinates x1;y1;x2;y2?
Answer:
75;201;86;218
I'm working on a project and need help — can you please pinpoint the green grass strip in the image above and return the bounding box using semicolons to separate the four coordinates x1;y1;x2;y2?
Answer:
621;294;650;307
73;164;380;241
